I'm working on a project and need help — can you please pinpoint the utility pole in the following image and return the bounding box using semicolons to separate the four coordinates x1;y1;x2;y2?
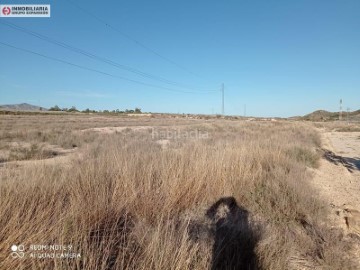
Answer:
347;107;350;124
221;83;224;115
339;99;343;121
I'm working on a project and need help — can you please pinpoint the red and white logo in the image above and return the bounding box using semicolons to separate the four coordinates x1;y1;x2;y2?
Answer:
2;6;11;15
0;4;50;17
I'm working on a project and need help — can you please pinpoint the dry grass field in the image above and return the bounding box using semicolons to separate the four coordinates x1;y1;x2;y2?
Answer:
0;114;358;269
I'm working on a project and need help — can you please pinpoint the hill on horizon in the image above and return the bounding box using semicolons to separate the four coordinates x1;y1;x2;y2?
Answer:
0;103;47;111
302;109;360;121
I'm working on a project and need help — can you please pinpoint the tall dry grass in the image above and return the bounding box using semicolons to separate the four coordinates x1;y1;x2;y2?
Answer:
0;116;356;269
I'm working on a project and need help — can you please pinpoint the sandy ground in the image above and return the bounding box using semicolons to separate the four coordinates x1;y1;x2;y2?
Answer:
81;126;153;134
80;123;206;134
314;131;360;213
311;130;360;266
328;132;360;170
0;146;79;169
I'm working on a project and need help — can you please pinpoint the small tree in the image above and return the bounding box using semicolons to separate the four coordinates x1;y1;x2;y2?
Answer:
49;105;61;111
135;107;142;113
67;106;78;112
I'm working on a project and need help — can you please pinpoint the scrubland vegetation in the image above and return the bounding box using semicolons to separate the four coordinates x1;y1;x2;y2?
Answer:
0;115;357;269
312;121;360;133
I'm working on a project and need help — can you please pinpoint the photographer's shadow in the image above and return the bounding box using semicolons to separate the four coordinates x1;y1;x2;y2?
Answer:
206;197;260;270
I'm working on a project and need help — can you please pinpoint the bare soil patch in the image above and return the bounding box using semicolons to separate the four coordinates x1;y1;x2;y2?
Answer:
81;126;153;134
310;131;360;265
0;143;78;168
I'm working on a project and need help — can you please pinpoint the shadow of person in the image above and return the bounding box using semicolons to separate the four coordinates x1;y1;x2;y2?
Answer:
206;197;260;270
344;157;360;171
323;149;360;172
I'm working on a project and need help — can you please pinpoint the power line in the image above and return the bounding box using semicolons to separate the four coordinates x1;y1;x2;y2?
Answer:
0;20;214;92
0;41;216;94
64;0;201;78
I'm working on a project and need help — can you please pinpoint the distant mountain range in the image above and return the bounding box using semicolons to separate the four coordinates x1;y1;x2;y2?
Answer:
0;103;47;111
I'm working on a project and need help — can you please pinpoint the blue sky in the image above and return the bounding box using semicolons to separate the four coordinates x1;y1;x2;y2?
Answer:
0;0;359;117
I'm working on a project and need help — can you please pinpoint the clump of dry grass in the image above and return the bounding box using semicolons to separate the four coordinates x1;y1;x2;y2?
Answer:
0;116;356;269
312;121;360;133
5;143;58;162
336;126;360;132
286;146;319;168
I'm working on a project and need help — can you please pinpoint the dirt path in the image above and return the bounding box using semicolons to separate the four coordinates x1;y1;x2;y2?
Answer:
311;130;360;266
0;147;80;170
315;131;360;214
